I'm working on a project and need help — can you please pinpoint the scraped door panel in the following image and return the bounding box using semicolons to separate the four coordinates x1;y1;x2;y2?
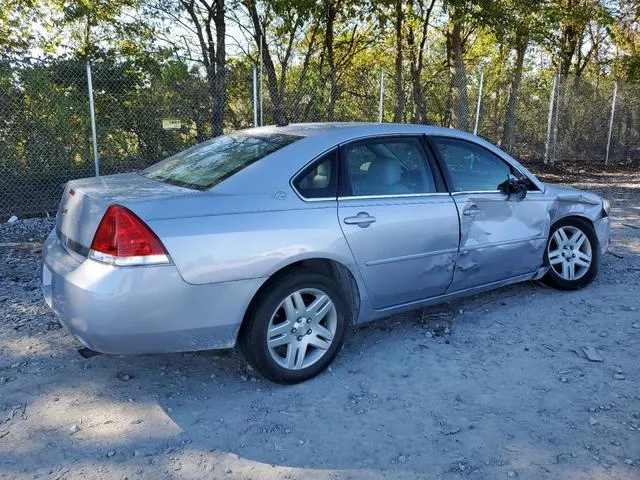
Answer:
338;196;460;309
429;135;551;292
449;193;549;291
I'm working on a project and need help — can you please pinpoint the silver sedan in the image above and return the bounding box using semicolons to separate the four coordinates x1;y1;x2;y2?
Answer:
42;123;611;383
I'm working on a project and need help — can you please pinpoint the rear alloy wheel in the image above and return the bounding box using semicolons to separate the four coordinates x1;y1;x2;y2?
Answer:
543;218;600;290
267;288;338;370
240;272;349;384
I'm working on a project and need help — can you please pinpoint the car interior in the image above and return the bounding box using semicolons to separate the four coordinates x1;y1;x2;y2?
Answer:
346;141;435;195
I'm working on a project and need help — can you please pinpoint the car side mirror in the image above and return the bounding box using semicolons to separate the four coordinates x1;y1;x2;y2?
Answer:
498;175;528;201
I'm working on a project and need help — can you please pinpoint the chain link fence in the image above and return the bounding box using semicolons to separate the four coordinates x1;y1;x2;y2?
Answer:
1;57;639;219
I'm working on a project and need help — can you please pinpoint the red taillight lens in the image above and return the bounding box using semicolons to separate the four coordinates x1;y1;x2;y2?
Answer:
89;205;169;265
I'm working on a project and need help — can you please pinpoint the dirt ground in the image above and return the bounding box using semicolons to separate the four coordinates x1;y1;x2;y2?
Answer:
1;169;639;480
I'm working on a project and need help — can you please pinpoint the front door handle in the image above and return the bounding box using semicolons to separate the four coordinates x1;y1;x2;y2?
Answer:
463;205;481;217
343;212;376;227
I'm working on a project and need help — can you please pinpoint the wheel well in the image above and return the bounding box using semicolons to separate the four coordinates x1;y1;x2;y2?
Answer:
552;214;595;230
242;259;361;329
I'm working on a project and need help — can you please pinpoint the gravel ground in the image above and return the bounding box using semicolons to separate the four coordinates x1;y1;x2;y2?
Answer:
1;172;639;480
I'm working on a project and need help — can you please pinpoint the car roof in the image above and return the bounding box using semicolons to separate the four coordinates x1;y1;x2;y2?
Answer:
239;122;464;140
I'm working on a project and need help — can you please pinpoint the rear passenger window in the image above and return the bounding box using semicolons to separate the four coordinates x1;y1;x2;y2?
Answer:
343;137;436;196
432;137;513;192
293;150;337;199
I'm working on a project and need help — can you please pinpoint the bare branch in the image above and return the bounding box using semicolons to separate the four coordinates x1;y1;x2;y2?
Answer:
139;0;198;36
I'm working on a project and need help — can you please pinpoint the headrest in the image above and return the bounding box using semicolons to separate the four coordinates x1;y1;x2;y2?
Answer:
368;157;402;186
316;161;330;177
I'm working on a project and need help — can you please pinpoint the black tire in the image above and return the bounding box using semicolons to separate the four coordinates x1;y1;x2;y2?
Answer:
239;271;350;384
542;217;600;290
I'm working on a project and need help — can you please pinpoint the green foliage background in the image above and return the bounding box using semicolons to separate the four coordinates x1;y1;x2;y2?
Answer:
0;0;638;217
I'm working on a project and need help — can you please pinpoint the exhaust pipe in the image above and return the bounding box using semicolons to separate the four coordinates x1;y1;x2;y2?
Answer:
78;347;102;359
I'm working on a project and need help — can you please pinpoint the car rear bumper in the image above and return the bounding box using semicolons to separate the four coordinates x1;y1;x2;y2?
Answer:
41;230;263;354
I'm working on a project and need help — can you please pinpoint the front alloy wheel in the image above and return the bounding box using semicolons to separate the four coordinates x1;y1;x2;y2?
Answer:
239;271;349;384
547;225;593;281
543;218;600;290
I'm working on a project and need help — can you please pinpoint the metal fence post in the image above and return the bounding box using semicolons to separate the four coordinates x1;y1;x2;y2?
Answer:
473;68;484;135
378;69;384;123
605;81;618;166
551;75;562;164
86;61;100;177
252;65;258;127
544;73;557;165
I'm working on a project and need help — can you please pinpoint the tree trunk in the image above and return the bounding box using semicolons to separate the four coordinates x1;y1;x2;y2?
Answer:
244;0;286;125
181;0;227;137
407;27;424;123
393;0;404;123
559;3;581;79
407;0;435;124
446;7;468;131
501;36;528;152
554;0;590;161
211;0;226;136
325;0;338;121
204;66;220;136
290;24;318;121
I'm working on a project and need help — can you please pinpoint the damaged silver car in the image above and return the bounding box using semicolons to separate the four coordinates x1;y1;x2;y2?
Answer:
42;123;610;383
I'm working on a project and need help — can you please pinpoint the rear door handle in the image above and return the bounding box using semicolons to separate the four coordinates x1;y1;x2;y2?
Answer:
462;205;481;217
343;212;376;227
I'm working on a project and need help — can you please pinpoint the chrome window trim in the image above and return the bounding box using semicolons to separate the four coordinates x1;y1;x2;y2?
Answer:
338;192;450;201
296;196;337;202
451;190;546;196
451;190;502;195
297;189;544;202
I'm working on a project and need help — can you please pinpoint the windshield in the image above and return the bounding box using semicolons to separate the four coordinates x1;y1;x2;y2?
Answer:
142;133;301;190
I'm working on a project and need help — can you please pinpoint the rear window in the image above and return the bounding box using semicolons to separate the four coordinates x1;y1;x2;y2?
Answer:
142;133;301;190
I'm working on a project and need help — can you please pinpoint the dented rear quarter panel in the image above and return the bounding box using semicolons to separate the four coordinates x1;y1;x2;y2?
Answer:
147;199;359;286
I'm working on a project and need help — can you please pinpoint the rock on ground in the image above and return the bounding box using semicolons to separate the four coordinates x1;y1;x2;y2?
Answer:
1;174;639;480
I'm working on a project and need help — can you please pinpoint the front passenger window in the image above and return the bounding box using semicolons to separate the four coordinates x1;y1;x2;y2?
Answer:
432;138;513;192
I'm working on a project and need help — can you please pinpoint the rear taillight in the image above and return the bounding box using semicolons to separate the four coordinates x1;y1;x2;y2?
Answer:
89;205;170;266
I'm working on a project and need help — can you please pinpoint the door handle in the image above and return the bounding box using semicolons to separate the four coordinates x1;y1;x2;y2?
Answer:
462;205;481;217
344;212;376;227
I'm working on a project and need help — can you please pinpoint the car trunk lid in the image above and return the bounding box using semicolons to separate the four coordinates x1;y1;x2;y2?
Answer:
56;172;196;256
